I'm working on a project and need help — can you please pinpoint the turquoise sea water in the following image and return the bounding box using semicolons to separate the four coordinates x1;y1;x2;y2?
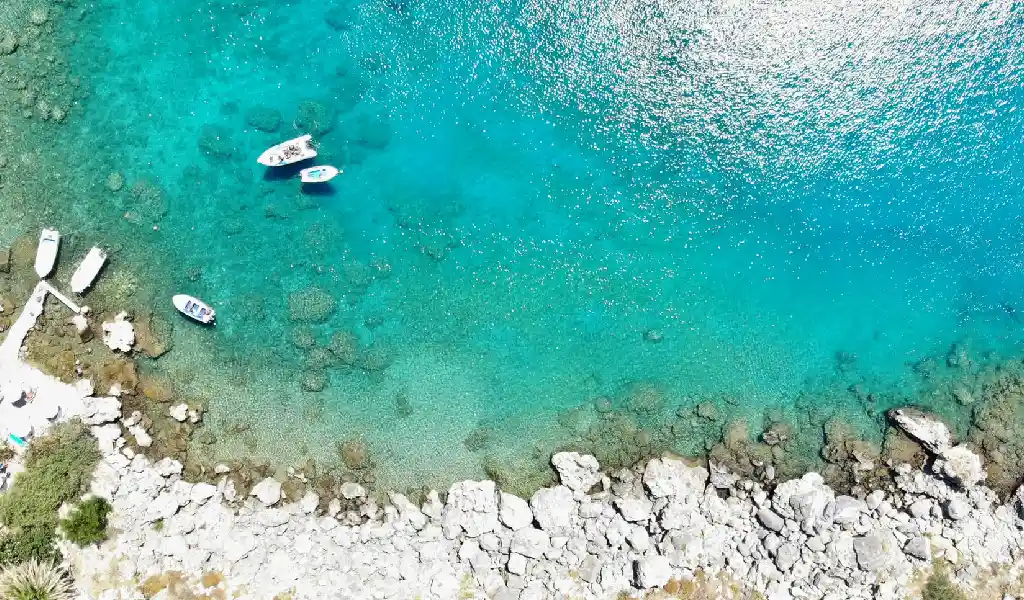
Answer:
10;0;1024;487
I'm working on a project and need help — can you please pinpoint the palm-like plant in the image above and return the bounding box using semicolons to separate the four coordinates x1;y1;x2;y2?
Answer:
0;559;75;600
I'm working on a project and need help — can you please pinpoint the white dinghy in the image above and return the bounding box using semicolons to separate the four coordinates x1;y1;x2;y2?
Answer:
257;134;317;167
70;247;107;294
299;165;340;184
34;228;60;278
172;294;215;324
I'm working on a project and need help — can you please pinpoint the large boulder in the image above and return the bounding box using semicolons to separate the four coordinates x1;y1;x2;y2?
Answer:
81;396;121;425
499;492;533;531
771;472;834;524
529;485;577;535
642;456;708;500
936;445;986;488
888;408;954;454
102;312;135;353
509;527;550;559
551;452;600;492
251;478;282;506
442;480;499;539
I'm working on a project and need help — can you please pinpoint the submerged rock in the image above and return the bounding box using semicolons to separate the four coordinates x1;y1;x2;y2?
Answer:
244;105;282;133
294;100;335;136
288;287;336;323
300;369;327;392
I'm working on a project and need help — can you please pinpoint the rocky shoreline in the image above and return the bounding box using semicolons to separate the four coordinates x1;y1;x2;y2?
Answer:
0;243;1023;599
64;410;1024;600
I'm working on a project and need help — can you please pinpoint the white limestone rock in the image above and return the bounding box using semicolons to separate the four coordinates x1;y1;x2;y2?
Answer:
190;482;218;505
757;508;785;532
888;408;953;454
551;452;601;493
510;527;550;559
771;472;834;523
530;485;577;535
937;445;986;488
101;312;135;353
300;491;320;514
127;424;152;448
340;481;366;499
154;458;183;477
614;496;653;523
168;403;189;422
833;495;866;524
633;555;672;589
642;456;708;499
251;477;282;506
81;396;121;425
852;530;899;572
499;492;534;531
904;536;931;561
442;480;499;539
90;424;123;456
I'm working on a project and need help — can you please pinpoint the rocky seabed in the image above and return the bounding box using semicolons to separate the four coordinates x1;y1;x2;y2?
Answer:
64;405;1024;600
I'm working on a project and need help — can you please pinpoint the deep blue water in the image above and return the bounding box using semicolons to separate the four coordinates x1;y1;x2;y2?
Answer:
45;0;1024;486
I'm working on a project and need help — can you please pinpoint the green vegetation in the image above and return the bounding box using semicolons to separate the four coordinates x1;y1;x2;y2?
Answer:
0;559;75;600
0;421;101;565
59;497;111;546
923;563;969;600
153;518;165;532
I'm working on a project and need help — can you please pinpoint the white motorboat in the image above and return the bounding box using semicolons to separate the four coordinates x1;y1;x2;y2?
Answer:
34;228;60;278
257;134;317;167
299;165;340;183
70;247;107;294
172;294;215;324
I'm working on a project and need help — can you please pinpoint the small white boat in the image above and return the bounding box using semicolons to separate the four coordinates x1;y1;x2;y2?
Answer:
172;294;215;324
34;228;60;278
70;247;107;294
299;165;340;183
257;134;317;167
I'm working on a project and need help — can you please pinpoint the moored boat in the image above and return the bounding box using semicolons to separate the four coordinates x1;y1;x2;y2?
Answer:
257;134;317;167
299;165;340;183
34;228;60;278
70;247;107;294
172;294;215;324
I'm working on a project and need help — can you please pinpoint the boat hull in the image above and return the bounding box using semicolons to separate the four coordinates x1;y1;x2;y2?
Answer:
172;294;216;324
299;165;340;183
70;247;107;294
34;228;60;279
257;134;317;167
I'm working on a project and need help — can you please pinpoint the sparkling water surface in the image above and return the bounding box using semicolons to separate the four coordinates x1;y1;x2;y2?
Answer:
19;0;1024;487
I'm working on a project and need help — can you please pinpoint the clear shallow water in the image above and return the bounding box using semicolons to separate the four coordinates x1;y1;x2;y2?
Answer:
26;0;1024;487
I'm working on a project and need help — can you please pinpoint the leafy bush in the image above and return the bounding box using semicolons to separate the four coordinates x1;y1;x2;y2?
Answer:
0;421;100;565
923;563;969;600
0;444;14;464
0;559;75;600
59;497;111;546
0;528;60;566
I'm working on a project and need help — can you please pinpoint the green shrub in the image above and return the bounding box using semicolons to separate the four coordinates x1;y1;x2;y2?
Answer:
0;528;59;566
0;421;100;565
59;497;111;546
0;559;75;600
923;563;969;600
